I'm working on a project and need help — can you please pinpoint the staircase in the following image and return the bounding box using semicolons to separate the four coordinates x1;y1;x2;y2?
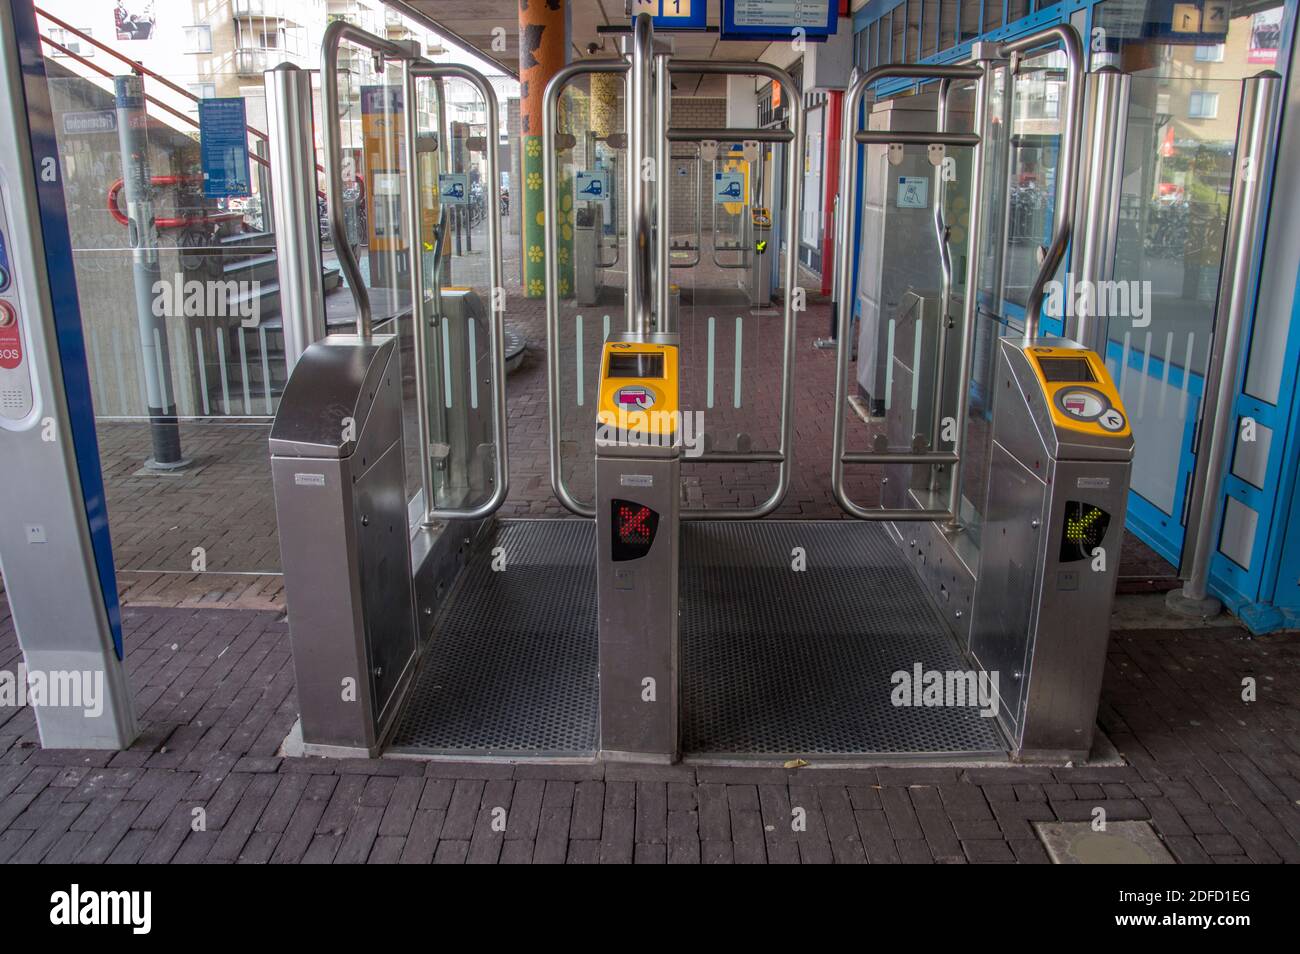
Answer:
37;10;343;417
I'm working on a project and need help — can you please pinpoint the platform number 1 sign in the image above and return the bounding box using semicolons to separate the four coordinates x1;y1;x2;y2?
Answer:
632;0;706;30
1171;3;1202;33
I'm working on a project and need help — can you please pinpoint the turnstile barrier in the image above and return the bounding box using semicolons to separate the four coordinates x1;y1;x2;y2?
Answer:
970;338;1133;760
542;15;804;520
270;336;417;756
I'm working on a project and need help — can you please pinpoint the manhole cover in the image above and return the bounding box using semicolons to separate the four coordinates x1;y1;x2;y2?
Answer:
1034;821;1175;864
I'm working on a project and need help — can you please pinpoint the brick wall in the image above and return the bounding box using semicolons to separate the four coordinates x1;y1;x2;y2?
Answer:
667;98;726;236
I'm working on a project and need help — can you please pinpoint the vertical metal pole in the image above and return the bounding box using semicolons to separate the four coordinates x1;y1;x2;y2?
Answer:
654;51;672;333
991;59;1015;314
113;74;184;468
929;78;954;454
255;138;274;232
264;63;327;370
1169;73;1280;615
626;12;653;336
433;76;451;287
943;64;989;530
402;61;434;524
1072;67;1129;351
777;78;805;504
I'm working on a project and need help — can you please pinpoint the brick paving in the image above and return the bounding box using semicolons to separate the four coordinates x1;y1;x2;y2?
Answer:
0;588;1295;864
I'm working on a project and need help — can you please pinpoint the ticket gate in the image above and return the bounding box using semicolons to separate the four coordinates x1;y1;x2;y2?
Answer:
269;17;1132;765
574;203;607;307
595;339;681;761
970;339;1132;759
706;140;772;309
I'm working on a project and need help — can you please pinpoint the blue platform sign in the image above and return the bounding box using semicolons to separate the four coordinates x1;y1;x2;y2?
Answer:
631;0;709;30
198;98;252;198
575;169;610;202
721;0;837;41
439;173;469;205
714;171;745;204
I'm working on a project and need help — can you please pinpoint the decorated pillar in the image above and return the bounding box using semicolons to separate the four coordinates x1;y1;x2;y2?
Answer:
519;0;568;297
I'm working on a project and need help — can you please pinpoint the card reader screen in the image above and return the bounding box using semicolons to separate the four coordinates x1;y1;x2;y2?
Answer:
1038;357;1096;383
607;353;664;379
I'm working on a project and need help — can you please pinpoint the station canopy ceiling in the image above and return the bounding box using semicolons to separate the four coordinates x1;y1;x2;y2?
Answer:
395;0;775;95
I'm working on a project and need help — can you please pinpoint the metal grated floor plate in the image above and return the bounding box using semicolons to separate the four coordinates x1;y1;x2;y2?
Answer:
389;520;599;757
391;519;1005;759
680;521;1006;758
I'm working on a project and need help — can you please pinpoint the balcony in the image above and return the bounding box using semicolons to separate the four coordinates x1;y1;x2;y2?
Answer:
235;47;271;76
233;0;301;24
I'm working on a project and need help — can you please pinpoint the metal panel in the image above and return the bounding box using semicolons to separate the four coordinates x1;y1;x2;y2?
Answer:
390;520;599;756
966;443;1044;731
271;336;417;754
0;0;135;748
596;453;681;760
680;521;1005;757
354;440;418;724
268;335;397;458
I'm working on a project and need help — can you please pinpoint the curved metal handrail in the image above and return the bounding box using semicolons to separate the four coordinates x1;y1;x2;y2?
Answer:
999;26;1084;342
544;61;630;518
830;62;987;523
321;20;413;337
665;59;805;519
408;60;509;522
829;25;1085;525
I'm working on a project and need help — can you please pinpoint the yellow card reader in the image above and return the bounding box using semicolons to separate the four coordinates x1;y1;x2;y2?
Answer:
1026;344;1131;439
597;340;680;443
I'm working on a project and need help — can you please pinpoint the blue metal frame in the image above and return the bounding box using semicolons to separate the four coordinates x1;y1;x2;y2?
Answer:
10;0;123;657
850;0;1300;631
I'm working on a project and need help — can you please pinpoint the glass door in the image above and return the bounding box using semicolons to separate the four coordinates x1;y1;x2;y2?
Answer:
1092;0;1286;562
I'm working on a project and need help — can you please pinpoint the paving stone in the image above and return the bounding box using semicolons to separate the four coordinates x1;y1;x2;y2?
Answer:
963;838;1016;862
2;528;1297;865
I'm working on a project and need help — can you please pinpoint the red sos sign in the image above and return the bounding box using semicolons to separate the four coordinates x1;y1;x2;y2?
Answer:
0;303;21;370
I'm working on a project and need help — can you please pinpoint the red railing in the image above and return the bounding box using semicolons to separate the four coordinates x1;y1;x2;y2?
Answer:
106;175;243;230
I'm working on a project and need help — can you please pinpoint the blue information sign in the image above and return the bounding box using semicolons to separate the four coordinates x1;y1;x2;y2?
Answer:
631;0;709;30
198;98;252;199
721;0;837;41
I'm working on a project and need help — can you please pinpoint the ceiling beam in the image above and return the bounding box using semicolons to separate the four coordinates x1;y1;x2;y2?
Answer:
382;0;519;79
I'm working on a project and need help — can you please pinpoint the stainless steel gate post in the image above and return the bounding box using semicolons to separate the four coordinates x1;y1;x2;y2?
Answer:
401;59;435;524
654;50;672;334
1168;72;1281;618
943;59;991;531
1071;67;1130;353
627;13;654;336
265;62;327;370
